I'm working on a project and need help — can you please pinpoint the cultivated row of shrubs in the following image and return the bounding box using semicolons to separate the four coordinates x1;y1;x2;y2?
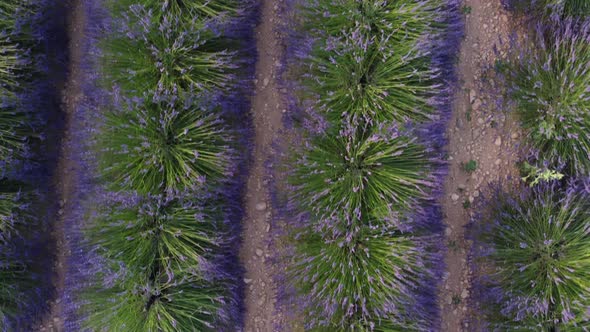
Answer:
473;2;590;329
67;1;255;330
0;1;58;329
283;0;460;330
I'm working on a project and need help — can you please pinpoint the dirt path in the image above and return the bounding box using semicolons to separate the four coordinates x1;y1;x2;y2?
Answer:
37;1;85;331
439;1;522;331
239;0;285;331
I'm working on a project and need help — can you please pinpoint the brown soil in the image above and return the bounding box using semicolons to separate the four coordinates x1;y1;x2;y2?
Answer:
239;0;287;331
36;1;85;331
439;1;523;331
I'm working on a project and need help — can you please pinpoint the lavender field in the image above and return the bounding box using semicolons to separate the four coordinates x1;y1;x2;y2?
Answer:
0;0;589;331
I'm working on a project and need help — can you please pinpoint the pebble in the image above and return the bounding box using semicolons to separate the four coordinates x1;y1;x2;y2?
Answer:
256;249;264;256
472;98;482;111
494;137;502;146
244;278;253;284
469;89;477;103
473;190;480;198
495;158;502;165
263;78;269;87
511;132;519;139
451;193;460;201
255;202;267;211
461;289;469;299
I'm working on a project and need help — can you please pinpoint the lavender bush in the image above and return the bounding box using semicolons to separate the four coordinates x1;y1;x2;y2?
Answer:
296;0;451;124
508;20;590;175
97;93;234;194
290;120;437;234
474;181;590;329
508;0;590;18
99;6;238;97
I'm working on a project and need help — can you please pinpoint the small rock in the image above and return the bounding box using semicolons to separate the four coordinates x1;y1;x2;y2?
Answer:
263;78;269;86
472;98;482;110
264;222;271;232
458;184;466;190
244;278;253;284
477;118;484;125
511;132;519;139
469;89;477;103
494;137;502;146
445;228;452;236
495;158;502;166
451;193;460;201
461;289;469;299
473;190;480;198
256;248;264;256
255;202;267;211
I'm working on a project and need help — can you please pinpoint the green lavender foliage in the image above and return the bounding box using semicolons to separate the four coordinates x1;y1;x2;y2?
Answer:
79;0;251;330
88;192;225;281
82;272;231;331
290;121;434;233
299;0;448;123
100;7;237;97
509;21;590;175
291;223;433;331
0;1;36;162
511;0;590;18
479;184;590;329
97;96;233;194
107;0;240;20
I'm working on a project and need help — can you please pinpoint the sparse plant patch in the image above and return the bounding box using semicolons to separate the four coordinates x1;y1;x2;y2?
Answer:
462;159;478;173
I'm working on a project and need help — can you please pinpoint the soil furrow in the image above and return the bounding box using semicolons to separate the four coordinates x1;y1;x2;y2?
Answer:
37;1;85;331
240;1;285;331
439;1;521;331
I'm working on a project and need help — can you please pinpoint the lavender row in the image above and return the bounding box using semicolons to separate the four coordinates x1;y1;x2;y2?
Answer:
0;1;66;330
63;1;257;330
279;1;462;330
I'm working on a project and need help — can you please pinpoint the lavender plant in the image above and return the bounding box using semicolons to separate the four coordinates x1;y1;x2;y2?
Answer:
100;6;237;97
0;1;36;162
87;191;226;279
97;95;234;194
81;191;237;331
81;271;235;331
0;248;32;331
303;0;448;45
297;0;452;124
509;20;590;175
476;182;590;329
509;0;590;18
290;120;435;233
289;214;437;331
109;0;240;19
304;31;439;123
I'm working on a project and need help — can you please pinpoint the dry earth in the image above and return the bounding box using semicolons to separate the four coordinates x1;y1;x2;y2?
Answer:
439;0;524;331
240;0;287;331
